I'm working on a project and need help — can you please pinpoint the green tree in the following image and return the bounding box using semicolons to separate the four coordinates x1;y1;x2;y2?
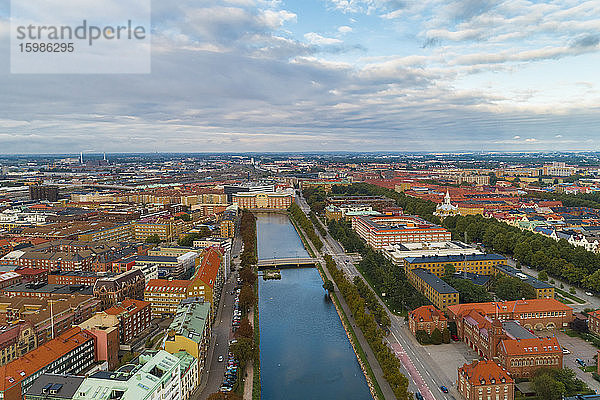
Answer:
415;330;430;345
239;284;255;311
322;279;334;293
430;328;443;345
230;337;255;369
145;234;161;244
443;264;456;278
533;371;565;400
538;270;549;281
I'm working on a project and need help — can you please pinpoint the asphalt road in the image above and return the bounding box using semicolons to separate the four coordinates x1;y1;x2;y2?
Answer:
195;255;241;398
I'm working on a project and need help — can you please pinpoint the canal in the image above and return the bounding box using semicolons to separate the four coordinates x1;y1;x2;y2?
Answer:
257;213;371;400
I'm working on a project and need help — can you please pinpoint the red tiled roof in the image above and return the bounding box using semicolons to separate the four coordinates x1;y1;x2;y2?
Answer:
500;336;561;356
410;305;447;322
145;279;190;292
0;326;92;392
459;360;513;386
105;298;150;316
193;247;222;289
448;299;572;318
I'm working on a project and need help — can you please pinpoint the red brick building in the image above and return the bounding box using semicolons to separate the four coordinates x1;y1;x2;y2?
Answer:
408;305;447;336
13;268;47;284
497;337;562;378
458;360;514;400
104;298;151;343
587;309;600;336
48;271;100;285
448;299;574;331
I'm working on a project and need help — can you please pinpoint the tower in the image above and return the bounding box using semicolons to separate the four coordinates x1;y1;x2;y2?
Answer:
80;151;84;164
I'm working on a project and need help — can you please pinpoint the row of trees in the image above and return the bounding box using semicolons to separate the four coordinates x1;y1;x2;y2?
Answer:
353;276;391;329
324;255;411;400
230;211;258;379
415;328;451;345
328;219;428;312
309;211;327;236
442;214;600;291
288;203;323;250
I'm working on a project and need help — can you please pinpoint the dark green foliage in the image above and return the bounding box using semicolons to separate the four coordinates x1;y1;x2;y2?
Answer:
492;275;536;301
442;328;451;344
415;330;430;345
444;277;492;303
145;234;161;244
532;368;589;400
430;328;442;345
288;203;323;250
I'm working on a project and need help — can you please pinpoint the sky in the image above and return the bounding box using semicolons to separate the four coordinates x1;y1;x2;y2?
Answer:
0;0;599;153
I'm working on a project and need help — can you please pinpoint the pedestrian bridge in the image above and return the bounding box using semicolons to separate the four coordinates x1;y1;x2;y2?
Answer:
256;257;319;269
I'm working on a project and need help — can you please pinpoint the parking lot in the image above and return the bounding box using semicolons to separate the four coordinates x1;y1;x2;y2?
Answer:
540;331;600;393
422;341;479;384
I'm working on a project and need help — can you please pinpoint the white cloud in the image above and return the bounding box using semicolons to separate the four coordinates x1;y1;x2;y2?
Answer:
338;25;353;33
304;32;343;45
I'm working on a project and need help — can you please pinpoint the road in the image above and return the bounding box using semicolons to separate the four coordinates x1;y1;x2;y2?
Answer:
195;243;242;398
304;195;454;400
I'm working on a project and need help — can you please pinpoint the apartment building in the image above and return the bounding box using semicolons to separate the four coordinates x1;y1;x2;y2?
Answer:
406;268;458;311
0;322;36;366
144;279;190;317
93;269;145;308
0;327;95;400
163;299;211;382
403;254;507;277
352;215;451;249
104;299;151;343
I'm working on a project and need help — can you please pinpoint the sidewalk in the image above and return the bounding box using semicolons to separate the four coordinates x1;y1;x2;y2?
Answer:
242;307;255;400
295;218;396;400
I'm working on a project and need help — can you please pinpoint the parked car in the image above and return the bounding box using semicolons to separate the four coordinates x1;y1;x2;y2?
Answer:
218;355;224;362
586;292;594;296
451;334;459;341
576;358;586;366
415;392;424;400
440;386;449;393
563;348;570;354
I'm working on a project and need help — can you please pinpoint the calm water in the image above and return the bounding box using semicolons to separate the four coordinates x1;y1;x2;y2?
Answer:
256;214;371;400
255;212;310;260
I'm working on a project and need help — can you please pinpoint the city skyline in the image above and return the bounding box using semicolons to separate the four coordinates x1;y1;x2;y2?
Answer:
0;0;599;153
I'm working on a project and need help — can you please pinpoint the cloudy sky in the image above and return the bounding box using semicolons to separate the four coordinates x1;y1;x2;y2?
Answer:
1;0;599;153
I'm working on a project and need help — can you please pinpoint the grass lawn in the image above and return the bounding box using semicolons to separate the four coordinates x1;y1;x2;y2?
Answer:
556;288;586;304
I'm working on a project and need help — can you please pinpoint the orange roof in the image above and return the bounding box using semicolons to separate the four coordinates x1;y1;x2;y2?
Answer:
459;360;513;386
448;299;572;318
193;247;222;289
145;279;190;292
105;298;150;316
500;337;561;356
0;326;93;392
410;305;447;322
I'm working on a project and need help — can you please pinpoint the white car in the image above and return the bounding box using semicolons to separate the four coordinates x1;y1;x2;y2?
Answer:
585;292;593;296
562;348;570;354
